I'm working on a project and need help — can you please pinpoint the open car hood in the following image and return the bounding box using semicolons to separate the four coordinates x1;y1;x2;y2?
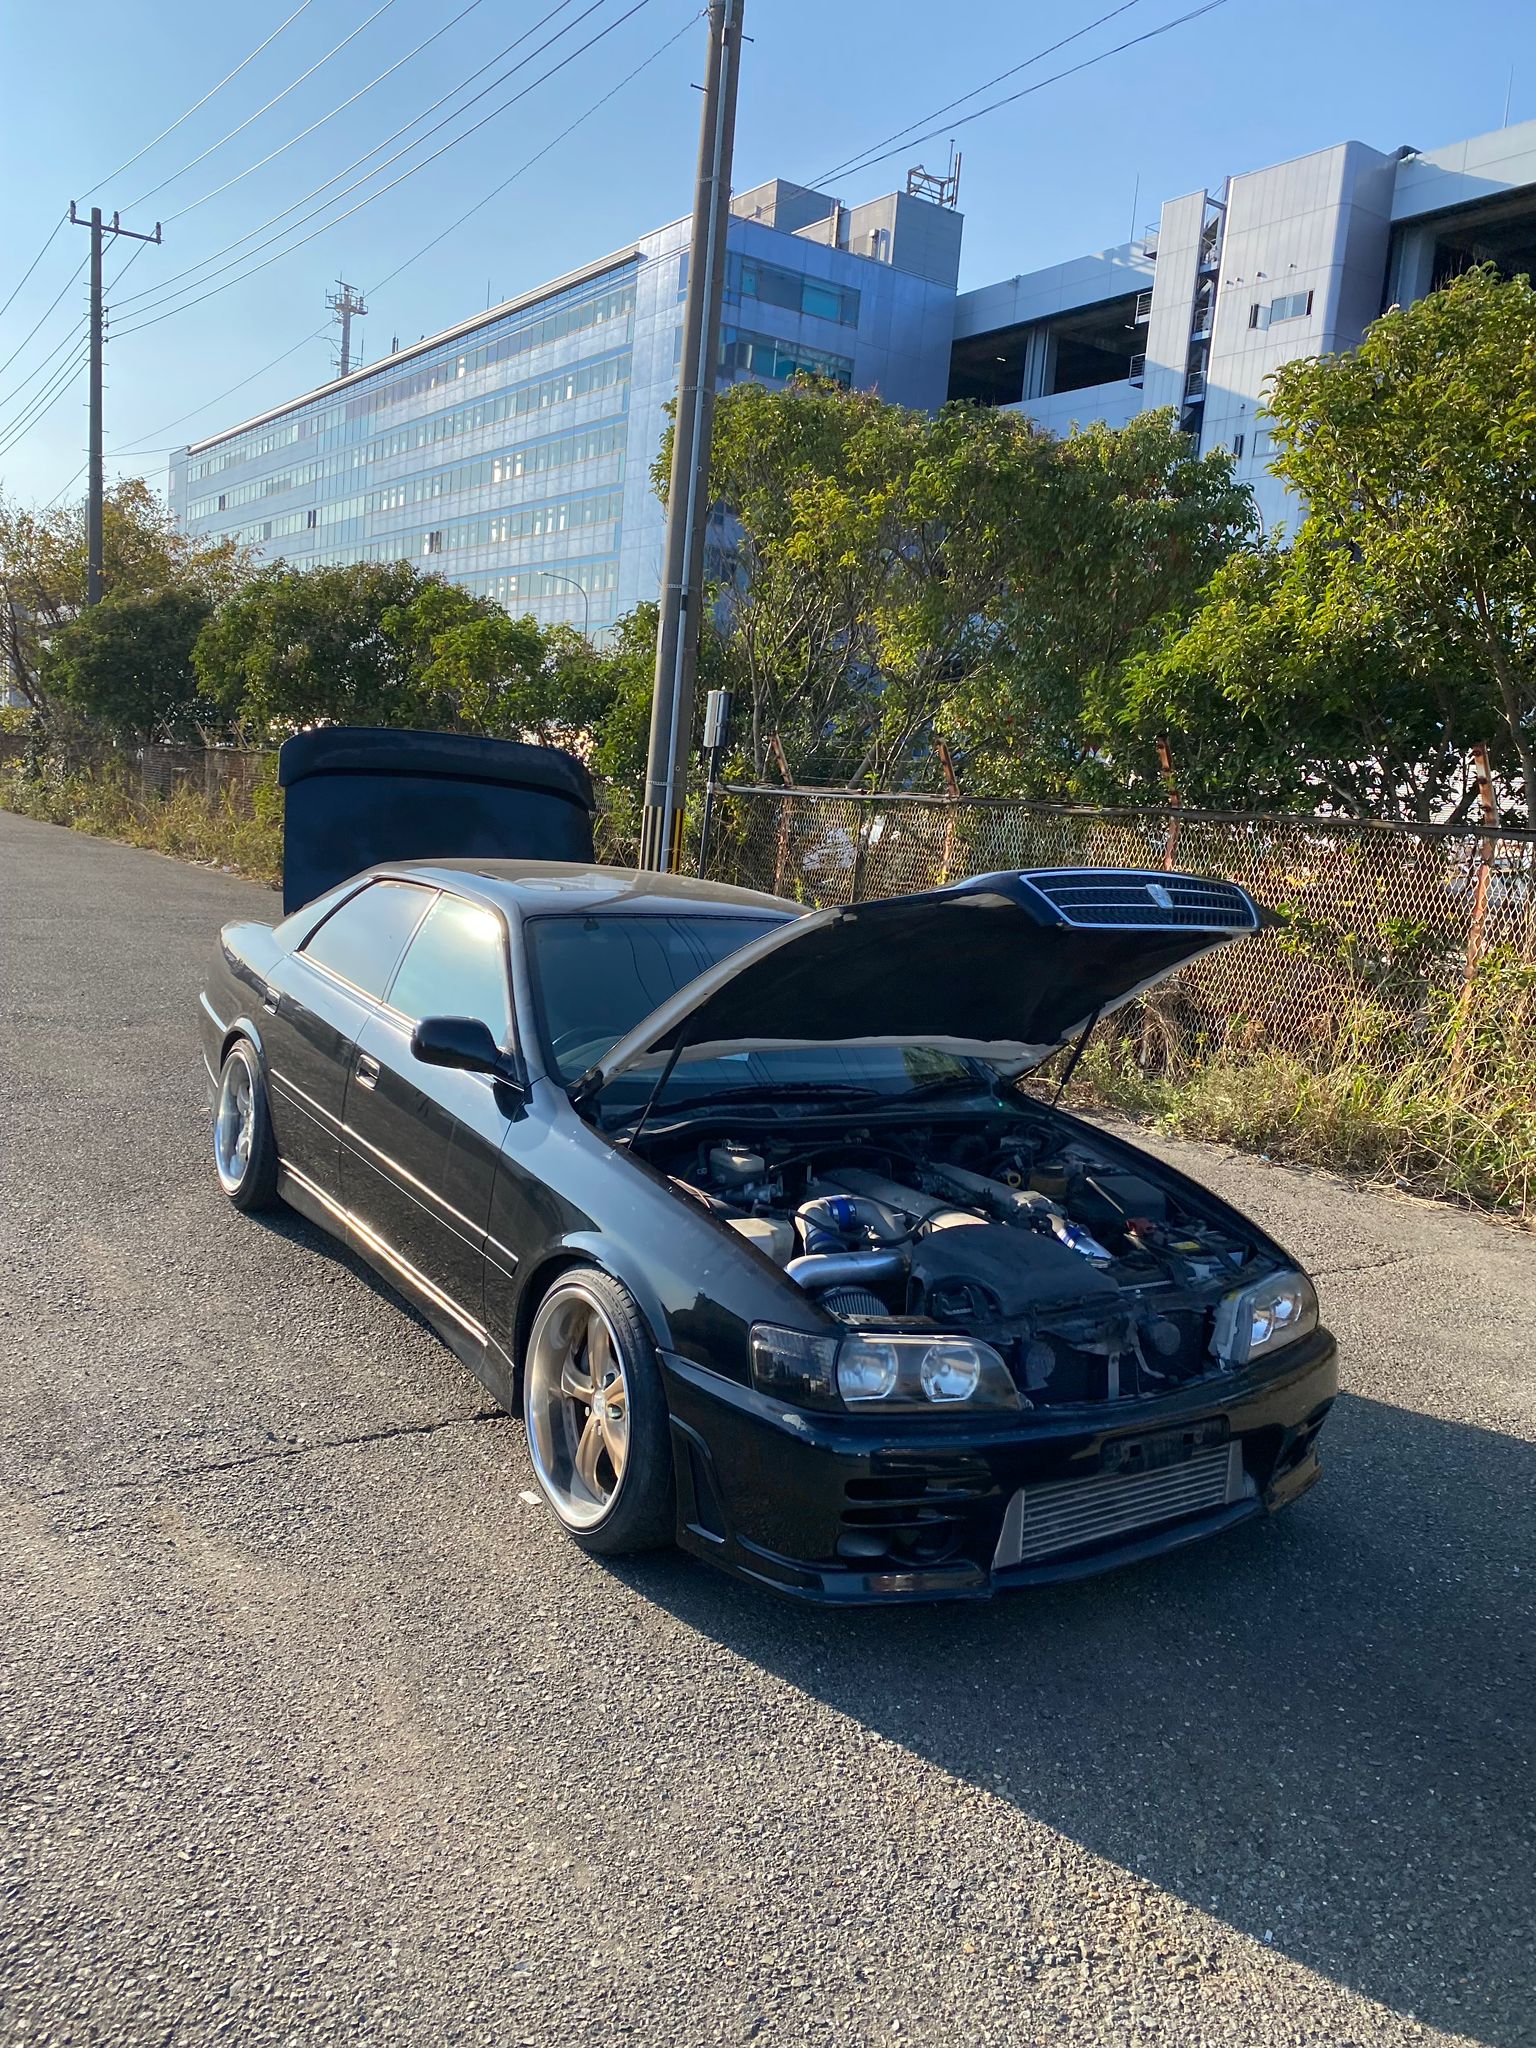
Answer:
589;868;1262;1091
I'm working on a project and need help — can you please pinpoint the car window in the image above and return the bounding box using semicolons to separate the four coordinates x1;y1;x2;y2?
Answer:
386;893;512;1044
526;913;785;1080
300;880;434;998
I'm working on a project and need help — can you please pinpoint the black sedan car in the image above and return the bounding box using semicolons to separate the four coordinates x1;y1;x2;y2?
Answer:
199;841;1337;1603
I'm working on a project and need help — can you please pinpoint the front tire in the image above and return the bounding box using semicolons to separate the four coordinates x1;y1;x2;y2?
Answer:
213;1040;280;1213
523;1268;675;1556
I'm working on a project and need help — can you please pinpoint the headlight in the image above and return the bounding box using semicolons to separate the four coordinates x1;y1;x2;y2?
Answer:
1211;1269;1319;1367
750;1326;1021;1412
837;1333;1020;1412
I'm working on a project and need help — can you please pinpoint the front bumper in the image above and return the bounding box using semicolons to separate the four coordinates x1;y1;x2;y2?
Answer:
659;1331;1337;1604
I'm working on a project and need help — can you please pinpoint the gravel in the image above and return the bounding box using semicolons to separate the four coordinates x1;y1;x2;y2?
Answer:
1;810;1531;2048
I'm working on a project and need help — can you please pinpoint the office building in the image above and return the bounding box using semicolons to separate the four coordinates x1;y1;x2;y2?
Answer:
170;117;1536;614
167;179;961;638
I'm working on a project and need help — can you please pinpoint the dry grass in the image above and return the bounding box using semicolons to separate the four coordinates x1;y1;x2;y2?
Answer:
1072;964;1536;1221
2;758;282;887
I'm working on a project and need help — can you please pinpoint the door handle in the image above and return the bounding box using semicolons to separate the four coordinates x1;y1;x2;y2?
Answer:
355;1053;380;1091
261;988;280;1014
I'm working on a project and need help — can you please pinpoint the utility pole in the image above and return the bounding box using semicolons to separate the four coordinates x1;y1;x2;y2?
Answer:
327;280;368;378
69;202;161;607
638;0;744;872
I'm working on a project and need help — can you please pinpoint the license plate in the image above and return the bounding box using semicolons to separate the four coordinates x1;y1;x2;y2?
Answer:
1101;1418;1229;1476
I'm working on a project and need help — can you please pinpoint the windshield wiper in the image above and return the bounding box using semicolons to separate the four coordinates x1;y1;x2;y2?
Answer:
893;1075;997;1103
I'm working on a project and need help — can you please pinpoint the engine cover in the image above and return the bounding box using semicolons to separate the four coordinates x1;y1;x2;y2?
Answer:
909;1224;1118;1321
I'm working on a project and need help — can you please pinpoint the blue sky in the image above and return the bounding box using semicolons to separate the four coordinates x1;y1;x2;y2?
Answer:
2;0;1534;506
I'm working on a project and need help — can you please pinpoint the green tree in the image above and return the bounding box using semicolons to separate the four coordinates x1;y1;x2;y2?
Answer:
1123;539;1482;818
43;587;215;742
1262;265;1536;815
669;382;1252;795
397;584;617;746
0;477;247;711
193;561;471;735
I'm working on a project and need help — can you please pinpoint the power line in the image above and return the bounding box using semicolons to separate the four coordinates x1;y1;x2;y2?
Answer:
111;326;333;454
112;0;656;342
100;8;691;469
126;0;402;213
0;212;67;323
369;10;699;295
41;458;89;511
819;0;1235;191
0;251;89;386
0;238;155;483
0;337;92;464
0;229;144;408
812;0;1147;188
83;1;318;193
166;0;489;224
113;0;595;317
0;317;86;417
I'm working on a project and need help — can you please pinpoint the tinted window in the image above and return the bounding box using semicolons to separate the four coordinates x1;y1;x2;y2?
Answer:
528;914;780;1080
387;894;511;1043
301;881;433;997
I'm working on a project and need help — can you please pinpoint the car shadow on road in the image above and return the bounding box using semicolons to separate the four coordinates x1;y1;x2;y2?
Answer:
250;1204;444;1336
613;1392;1534;2046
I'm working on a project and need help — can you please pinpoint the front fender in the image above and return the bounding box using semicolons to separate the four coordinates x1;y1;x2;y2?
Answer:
538;1229;679;1355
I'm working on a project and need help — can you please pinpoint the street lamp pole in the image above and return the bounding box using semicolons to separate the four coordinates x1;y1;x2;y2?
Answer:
541;569;591;644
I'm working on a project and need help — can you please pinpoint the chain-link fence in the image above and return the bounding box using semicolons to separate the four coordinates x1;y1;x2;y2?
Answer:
702;784;1536;1087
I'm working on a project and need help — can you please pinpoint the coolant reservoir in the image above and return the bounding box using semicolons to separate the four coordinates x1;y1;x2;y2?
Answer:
710;1144;766;1187
727;1215;796;1265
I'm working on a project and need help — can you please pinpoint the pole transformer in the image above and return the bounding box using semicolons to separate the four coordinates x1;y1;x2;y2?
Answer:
69;202;162;607
637;0;744;871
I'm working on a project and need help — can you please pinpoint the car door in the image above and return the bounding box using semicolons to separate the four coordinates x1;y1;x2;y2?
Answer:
265;879;435;1198
340;890;518;1338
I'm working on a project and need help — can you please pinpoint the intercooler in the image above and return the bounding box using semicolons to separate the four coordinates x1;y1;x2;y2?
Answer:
992;1442;1248;1568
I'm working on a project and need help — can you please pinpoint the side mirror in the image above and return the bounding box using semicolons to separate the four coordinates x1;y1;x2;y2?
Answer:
410;1015;509;1079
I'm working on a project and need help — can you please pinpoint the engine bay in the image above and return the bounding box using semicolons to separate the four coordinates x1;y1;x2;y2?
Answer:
650;1112;1273;1406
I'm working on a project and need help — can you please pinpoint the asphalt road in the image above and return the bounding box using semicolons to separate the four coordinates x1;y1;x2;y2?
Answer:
1;809;1532;2048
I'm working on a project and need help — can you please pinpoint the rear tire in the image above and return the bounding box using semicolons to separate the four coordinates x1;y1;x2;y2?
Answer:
522;1267;675;1556
213;1040;280;1213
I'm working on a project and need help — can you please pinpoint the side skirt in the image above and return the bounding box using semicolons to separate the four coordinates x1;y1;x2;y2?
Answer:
276;1161;515;1411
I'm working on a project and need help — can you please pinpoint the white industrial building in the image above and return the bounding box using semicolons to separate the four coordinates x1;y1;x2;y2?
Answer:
950;119;1536;532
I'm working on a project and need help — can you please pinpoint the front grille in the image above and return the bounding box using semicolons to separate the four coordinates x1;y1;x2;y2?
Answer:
995;1442;1242;1568
1020;870;1259;931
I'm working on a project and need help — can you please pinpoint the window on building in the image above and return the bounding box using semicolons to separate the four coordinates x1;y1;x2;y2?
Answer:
728;254;860;326
1269;289;1313;323
1248;304;1263;329
719;327;853;387
306;508;318;529
1231;431;1246;459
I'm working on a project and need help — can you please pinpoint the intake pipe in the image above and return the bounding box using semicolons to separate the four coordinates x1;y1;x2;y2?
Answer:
785;1248;907;1294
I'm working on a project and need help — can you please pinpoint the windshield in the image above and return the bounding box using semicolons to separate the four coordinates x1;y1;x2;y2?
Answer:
524;911;989;1105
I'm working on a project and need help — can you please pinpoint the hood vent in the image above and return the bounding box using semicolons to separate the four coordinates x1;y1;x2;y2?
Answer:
1020;870;1260;932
